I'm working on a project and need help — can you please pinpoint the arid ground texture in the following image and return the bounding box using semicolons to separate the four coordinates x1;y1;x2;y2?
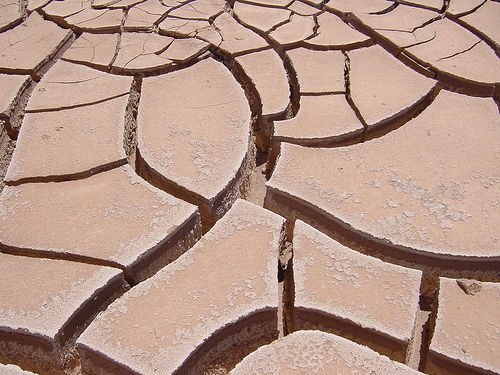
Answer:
0;0;499;374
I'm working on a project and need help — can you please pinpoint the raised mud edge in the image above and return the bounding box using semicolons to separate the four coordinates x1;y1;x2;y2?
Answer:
264;186;500;273
78;308;278;375
295;307;407;363
125;210;202;284
0;273;129;375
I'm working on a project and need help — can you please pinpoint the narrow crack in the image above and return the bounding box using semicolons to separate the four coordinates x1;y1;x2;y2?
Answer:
436;40;481;61
0;243;125;270
92;0;122;10
402;32;436;49
449;16;499;59
299;36;374;51
235;0;289;10
0;29;76;193
230;8;301;142
109;20;123;67
300;90;345;96
368;1;399;15
340;10;494;96
342;50;368;139
153;0;198;27
64;8;123;33
266;12;292;34
384;0;442;13
5;159;128;186
208;9;224;23
364;83;441;142
118;33;161;69
162;14;210;22
43;72;110;84
411;14;443;34
25;92;129;113
109;0;148;11
289;4;322;17
302;12;320;41
230;44;273;57
447;0;486;18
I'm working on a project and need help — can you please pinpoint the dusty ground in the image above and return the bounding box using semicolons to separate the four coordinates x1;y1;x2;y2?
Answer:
0;0;499;374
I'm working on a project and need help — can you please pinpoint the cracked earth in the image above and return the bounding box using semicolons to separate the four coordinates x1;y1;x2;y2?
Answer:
0;0;499;374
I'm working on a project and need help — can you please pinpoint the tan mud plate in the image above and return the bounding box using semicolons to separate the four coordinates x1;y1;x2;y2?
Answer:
0;0;499;374
230;330;425;374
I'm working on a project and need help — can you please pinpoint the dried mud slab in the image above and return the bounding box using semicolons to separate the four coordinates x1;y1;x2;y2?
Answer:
77;200;284;375
230;330;424;375
326;0;394;14
91;0;146;10
273;95;363;145
405;18;500;89
425;278;500;375
0;166;201;283
233;2;291;34
236;49;290;116
348;44;436;127
245;0;290;7
110;32;208;73
112;32;175;72
4;61;132;183
0;12;71;75
460;1;500;47
353;5;438;50
406;0;443;9
62;33;120;69
5;95;129;183
269;14;315;46
136;58;253;228
214;13;269;55
0;253;128;375
63;8;124;32
287;1;319;16
169;0;224;20
24;60;131;111
124;0;168;29
159;38;209;62
304;12;371;48
293;220;421;361
0;364;37;375
287;48;345;94
158;18;222;46
0;0;22;31
447;0;485;16
266;90;500;266
41;0;93;20
0;0;497;373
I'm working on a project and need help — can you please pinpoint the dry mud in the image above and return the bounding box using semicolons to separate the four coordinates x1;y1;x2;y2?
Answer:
0;0;499;374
